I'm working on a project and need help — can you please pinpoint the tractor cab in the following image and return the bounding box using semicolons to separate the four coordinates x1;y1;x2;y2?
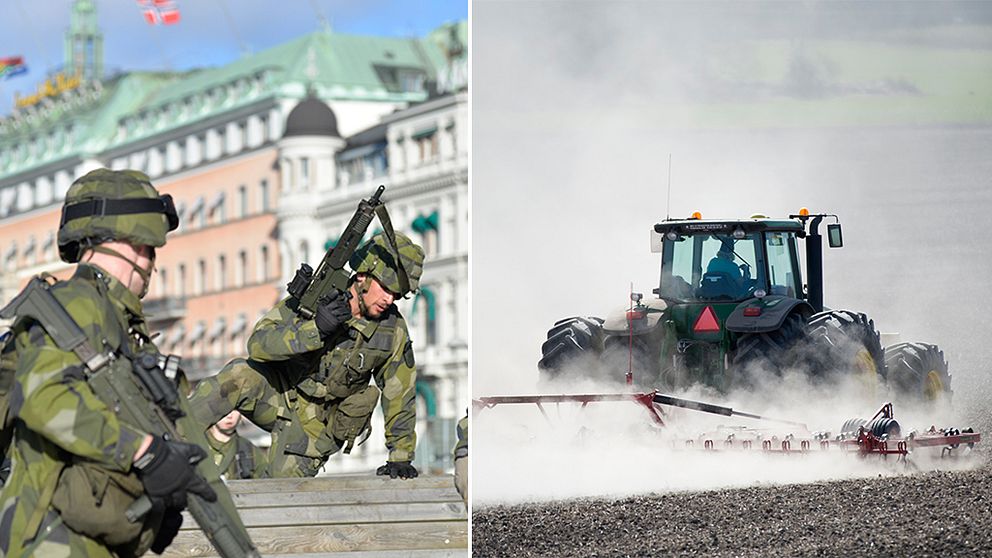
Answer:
652;218;805;305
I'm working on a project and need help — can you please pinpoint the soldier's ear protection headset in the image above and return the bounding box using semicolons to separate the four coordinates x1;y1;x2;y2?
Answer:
59;194;180;231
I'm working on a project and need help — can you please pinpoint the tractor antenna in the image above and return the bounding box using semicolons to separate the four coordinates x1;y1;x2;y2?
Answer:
665;153;672;220
627;281;634;386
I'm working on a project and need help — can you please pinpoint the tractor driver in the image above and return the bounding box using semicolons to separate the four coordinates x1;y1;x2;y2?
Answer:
705;238;748;295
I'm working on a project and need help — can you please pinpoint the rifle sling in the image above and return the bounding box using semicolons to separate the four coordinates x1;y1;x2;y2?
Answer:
373;205;410;294
0;278;109;373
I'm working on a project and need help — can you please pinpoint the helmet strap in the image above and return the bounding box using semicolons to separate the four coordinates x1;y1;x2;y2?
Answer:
355;275;373;318
89;245;153;298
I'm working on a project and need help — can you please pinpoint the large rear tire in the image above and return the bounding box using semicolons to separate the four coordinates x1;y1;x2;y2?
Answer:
538;316;604;380
730;311;807;385
884;342;951;404
803;310;885;395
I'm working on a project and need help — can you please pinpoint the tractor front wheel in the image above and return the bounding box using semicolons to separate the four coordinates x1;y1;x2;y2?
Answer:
538;316;604;381
884;342;951;404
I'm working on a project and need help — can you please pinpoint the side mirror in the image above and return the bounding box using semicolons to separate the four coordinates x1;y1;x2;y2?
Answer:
827;223;843;248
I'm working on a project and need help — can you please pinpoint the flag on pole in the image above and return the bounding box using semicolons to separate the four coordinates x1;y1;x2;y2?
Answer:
137;0;181;25
0;56;28;80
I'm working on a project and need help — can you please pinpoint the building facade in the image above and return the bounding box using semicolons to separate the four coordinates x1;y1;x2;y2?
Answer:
0;0;467;474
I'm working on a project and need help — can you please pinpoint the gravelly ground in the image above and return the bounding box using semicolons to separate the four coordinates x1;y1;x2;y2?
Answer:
473;451;992;557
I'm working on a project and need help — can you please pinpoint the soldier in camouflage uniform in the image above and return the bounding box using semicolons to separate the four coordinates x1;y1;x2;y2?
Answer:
0;169;215;557
205;410;268;480
454;414;468;504
188;232;425;479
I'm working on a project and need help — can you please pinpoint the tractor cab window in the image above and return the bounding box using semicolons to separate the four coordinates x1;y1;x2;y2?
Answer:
765;232;801;297
659;232;762;302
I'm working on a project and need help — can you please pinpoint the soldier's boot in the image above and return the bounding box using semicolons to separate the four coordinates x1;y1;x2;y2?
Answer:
454;456;468;504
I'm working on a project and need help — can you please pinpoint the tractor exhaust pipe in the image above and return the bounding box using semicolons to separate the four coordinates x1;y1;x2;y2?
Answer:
805;215;825;313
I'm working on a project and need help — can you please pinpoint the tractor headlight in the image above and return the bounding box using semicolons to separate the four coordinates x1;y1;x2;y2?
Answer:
732;227;746;240
665;231;679;241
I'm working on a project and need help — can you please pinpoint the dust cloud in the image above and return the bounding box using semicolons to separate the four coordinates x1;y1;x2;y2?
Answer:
472;1;992;504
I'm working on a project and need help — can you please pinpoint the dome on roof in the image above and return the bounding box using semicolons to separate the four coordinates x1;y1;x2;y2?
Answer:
283;96;340;138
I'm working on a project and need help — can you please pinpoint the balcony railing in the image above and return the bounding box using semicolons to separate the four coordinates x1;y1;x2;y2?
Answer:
143;296;187;323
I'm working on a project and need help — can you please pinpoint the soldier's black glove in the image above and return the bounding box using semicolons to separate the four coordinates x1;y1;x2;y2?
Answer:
376;461;419;479
150;507;184;554
315;290;352;338
135;436;217;509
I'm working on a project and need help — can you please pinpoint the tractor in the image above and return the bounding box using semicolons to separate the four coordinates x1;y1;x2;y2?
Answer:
538;210;951;403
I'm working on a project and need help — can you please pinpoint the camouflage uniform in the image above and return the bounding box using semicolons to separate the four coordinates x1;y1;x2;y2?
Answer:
205;431;268;480
189;232;423;477
454;415;468;504
0;169;181;557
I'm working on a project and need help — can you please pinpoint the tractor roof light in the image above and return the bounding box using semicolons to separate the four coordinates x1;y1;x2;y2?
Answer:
665;230;679;241
690;211;702;220
799;207;810;217
732;227;746;239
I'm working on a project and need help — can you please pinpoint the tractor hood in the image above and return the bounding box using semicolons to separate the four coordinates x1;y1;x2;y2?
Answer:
602;298;668;335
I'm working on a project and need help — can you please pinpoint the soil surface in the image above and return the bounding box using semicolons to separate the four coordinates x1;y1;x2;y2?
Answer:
473;451;991;557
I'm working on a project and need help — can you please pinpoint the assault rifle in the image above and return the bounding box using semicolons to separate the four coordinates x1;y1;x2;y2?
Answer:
287;184;385;319
0;278;259;558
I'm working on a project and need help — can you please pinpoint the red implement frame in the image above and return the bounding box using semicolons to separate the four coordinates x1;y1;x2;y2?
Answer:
473;395;982;458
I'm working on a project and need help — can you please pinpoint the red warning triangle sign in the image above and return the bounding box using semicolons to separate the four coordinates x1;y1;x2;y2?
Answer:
693;306;721;333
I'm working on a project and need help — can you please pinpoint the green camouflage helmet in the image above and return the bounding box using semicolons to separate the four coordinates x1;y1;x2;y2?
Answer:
57;168;179;263
349;232;424;296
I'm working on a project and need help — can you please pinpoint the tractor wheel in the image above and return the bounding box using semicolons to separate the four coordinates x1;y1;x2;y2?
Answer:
884;342;951;404
538;316;604;380
803;310;885;394
730;311;807;384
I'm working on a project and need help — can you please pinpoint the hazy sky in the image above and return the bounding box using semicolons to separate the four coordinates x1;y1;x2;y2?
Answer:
0;0;467;115
472;0;992;417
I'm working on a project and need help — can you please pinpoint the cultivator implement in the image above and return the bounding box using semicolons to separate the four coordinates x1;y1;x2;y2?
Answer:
473;392;981;460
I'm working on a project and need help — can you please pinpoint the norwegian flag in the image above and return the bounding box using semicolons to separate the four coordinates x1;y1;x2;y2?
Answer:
137;0;181;25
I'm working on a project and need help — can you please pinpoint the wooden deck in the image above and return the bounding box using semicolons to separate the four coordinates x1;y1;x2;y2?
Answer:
162;475;468;557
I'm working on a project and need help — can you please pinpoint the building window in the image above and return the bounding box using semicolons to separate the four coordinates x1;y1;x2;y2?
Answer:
412;210;440;258
238;185;248;218
177;263;186;297
216;254;227;290
189;196;205;228
196;259;206;295
23;235;36;267
259;180;269;212
5;242;18;270
157;267;168;298
415;131;438;164
300;157;310;190
43;232;55;261
259;245;269;281
299;241;309;266
210;192;226;224
237;250;248;286
412;287;437;347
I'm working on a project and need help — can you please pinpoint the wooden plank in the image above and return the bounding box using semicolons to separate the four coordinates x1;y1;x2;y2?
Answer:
183;550;467;558
162;521;468;557
178;502;465;530
224;475;455;494
229;487;458;508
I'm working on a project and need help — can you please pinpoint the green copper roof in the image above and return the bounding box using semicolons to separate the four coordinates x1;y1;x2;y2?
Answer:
0;72;175;180
0;21;465;183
